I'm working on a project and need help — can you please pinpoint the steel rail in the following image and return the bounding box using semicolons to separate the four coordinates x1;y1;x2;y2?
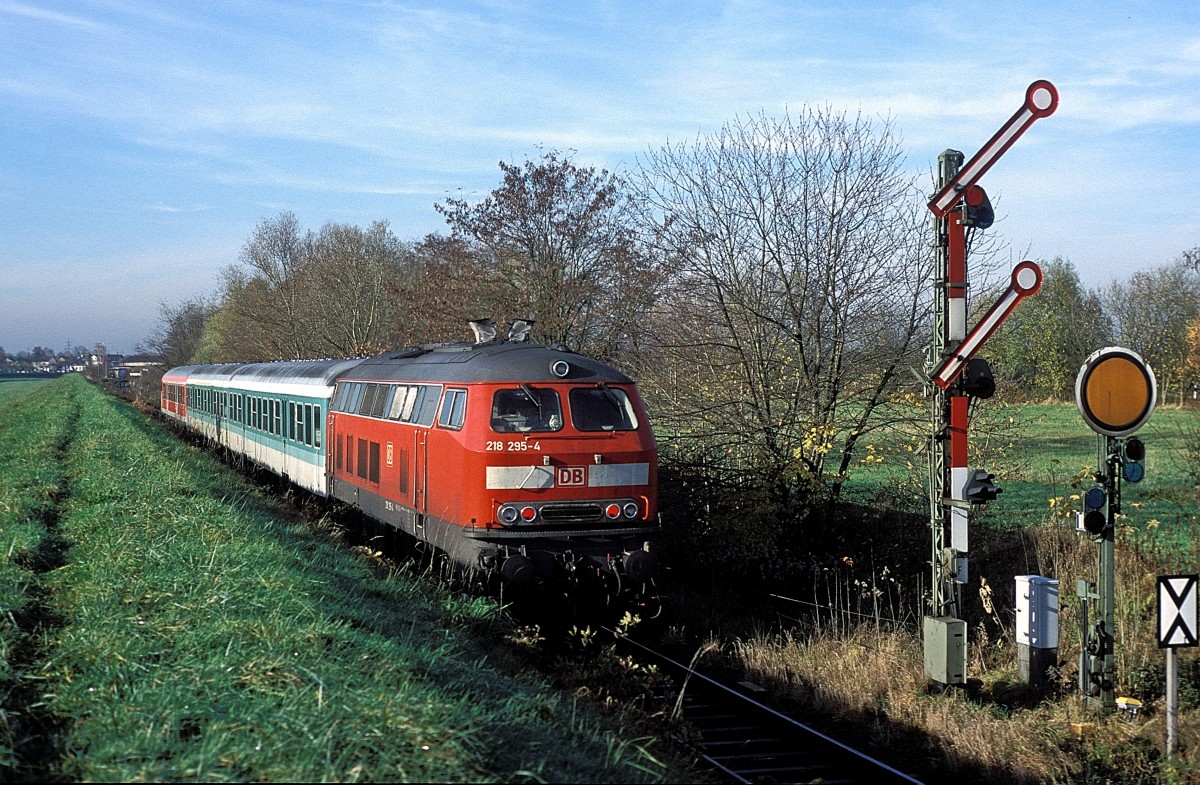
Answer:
608;629;924;784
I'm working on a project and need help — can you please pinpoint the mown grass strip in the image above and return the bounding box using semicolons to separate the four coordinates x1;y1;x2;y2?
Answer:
8;376;678;782
0;376;77;775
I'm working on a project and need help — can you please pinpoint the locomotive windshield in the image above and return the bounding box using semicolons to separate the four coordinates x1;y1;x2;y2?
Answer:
569;385;639;431
490;387;563;432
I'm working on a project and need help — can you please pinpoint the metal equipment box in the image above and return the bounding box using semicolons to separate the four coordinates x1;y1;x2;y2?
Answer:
924;616;967;685
1016;575;1059;648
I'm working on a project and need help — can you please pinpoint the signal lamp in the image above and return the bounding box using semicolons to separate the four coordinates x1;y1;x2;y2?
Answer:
622;501;639;519
498;505;519;524
1122;437;1146;483
1081;486;1108;539
960;357;996;399
963;185;995;229
520;506;537;522
963;468;1001;503
605;503;622;520
1083;510;1108;536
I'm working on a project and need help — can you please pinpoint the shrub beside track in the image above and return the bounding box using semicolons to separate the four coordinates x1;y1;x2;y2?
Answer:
0;375;676;782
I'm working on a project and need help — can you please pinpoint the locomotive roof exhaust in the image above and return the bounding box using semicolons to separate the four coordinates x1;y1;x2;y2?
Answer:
468;318;496;343
468;318;536;344
507;319;534;342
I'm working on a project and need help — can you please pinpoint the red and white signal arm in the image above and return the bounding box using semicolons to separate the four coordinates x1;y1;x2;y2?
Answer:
928;80;1059;218
931;261;1043;390
1075;347;1157;437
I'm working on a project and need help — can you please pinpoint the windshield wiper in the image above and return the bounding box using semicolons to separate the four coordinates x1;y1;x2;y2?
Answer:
597;382;622;410
519;383;542;413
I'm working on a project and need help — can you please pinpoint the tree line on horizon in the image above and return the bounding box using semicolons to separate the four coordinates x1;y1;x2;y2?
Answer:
145;109;1200;511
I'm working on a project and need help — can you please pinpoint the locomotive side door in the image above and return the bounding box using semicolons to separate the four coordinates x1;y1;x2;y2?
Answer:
414;429;428;514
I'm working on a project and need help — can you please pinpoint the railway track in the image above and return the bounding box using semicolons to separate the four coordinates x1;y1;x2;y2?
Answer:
610;631;923;784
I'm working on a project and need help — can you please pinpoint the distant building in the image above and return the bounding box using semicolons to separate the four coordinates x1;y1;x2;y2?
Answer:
108;353;163;385
121;354;163;375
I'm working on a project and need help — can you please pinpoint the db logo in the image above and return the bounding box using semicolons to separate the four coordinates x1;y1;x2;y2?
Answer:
557;466;586;487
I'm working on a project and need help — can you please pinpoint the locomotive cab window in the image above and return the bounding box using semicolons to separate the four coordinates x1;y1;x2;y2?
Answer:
569;386;639;431
491;386;562;433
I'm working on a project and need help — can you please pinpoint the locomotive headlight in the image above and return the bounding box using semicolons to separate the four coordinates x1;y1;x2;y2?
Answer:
605;503;622;520
498;505;520;524
520;506;537;522
550;360;570;378
622;502;639;519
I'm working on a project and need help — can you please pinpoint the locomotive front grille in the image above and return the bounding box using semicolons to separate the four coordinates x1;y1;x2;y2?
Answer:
537;503;603;524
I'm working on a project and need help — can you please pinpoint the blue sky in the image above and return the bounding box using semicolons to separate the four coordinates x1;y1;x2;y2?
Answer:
2;0;1197;354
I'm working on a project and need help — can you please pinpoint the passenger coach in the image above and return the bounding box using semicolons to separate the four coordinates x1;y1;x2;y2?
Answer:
160;359;365;495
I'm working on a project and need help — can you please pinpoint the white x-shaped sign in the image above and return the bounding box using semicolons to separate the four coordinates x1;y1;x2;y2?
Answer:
1159;575;1199;648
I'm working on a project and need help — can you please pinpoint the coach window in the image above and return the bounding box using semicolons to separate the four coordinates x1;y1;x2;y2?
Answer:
407;386;426;422
304;404;314;446
314;405;322;447
569;386;639;431
490;387;562;433
437;389;468;430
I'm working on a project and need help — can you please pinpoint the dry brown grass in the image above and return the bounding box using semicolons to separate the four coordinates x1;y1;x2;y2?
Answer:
723;521;1200;783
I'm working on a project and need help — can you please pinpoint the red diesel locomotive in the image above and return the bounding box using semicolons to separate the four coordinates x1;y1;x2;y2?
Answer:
162;332;660;605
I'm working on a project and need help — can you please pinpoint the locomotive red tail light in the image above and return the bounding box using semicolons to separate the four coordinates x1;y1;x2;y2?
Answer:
605;503;622;520
498;505;520;524
520;506;537;522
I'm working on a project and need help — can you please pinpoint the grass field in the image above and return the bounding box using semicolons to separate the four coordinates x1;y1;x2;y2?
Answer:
844;400;1199;540
0;375;684;782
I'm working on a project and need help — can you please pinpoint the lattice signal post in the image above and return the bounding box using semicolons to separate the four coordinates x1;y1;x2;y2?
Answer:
924;81;1057;686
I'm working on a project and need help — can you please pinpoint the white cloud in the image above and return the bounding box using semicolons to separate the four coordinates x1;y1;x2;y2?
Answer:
0;1;107;30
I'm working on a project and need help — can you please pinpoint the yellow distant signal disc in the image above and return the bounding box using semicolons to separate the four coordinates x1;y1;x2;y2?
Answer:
1076;348;1156;437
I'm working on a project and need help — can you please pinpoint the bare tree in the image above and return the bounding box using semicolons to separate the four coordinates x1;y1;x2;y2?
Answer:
636;108;932;496
1182;246;1200;273
204;213;411;361
144;296;218;368
304;220;407;356
390;233;507;346
435;150;661;359
226;212;312;359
